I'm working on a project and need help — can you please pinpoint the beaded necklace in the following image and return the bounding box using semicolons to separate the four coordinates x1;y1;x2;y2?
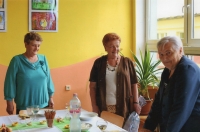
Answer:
107;57;118;72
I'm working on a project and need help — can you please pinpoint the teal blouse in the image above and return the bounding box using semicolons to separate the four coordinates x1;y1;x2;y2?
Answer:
4;54;55;110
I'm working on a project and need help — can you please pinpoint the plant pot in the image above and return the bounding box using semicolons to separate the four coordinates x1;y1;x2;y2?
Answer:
140;99;153;115
148;86;158;100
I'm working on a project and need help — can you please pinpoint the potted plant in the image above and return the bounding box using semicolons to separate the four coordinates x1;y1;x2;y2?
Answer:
132;45;163;115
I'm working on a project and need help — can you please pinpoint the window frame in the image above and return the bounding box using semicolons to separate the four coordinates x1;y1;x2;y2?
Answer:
146;0;200;55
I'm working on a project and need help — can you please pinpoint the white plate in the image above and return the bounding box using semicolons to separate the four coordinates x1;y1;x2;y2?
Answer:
37;109;53;116
80;112;98;121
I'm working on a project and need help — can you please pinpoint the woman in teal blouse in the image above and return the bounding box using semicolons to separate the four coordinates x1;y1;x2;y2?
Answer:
4;32;55;115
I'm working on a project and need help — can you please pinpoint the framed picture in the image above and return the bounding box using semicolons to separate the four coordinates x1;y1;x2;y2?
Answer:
0;0;4;8
31;0;58;11
0;0;6;32
31;12;57;31
29;0;58;32
0;11;5;30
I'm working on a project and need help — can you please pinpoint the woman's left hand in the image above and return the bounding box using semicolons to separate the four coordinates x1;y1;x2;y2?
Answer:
132;103;141;115
48;97;54;108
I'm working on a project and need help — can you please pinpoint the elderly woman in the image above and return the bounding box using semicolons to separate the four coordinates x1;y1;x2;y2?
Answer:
4;32;55;115
143;36;200;132
89;33;141;119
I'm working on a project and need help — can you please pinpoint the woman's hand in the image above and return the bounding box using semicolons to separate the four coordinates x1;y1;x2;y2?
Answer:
130;84;141;114
48;97;54;108
89;82;100;115
6;101;14;115
132;103;141;115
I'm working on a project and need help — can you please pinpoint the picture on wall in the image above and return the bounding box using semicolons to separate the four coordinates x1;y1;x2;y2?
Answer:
29;0;58;32
0;0;6;32
31;0;57;10
0;0;4;8
31;12;57;30
0;11;5;30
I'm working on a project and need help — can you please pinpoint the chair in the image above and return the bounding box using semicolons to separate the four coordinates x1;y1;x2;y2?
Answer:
100;111;124;128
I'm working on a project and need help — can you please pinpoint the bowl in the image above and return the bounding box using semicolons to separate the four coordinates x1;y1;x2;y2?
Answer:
80;112;98;121
81;123;92;130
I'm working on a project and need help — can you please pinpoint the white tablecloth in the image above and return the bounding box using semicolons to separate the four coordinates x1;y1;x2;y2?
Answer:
0;109;127;132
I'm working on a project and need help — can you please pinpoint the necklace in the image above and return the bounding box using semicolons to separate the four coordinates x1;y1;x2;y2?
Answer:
107;57;118;71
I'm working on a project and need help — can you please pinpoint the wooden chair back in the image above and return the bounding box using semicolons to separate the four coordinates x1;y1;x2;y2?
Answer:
100;111;124;128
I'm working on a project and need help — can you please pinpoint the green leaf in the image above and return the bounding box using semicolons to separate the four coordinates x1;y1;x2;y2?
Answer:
131;44;163;98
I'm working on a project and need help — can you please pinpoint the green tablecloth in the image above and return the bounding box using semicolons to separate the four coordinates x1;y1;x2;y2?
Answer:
8;119;89;132
9;121;47;131
54;119;88;132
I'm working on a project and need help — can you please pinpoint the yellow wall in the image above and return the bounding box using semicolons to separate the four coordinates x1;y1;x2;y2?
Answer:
0;0;136;116
0;0;134;68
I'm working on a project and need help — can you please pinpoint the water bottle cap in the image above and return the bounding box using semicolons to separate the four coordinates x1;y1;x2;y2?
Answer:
73;93;78;96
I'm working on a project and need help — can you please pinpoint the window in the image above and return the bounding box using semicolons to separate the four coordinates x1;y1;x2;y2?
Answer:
157;33;167;39
187;55;200;67
146;0;200;67
177;32;184;39
193;0;200;39
146;0;200;54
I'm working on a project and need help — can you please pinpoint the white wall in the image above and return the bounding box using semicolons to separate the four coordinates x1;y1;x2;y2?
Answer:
136;0;146;57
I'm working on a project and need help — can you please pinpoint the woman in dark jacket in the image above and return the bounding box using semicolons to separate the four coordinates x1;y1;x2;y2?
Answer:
143;36;200;132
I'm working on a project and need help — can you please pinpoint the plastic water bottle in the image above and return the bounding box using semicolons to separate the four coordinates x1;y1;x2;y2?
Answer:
70;114;81;132
69;93;81;117
69;93;81;132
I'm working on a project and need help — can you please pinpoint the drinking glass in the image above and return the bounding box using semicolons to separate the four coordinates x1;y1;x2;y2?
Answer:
20;118;27;127
65;103;69;109
65;103;71;120
27;106;33;121
96;119;108;131
32;105;39;121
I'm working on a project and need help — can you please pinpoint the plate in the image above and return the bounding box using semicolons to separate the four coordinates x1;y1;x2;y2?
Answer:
80;112;98;121
37;109;52;116
81;123;92;130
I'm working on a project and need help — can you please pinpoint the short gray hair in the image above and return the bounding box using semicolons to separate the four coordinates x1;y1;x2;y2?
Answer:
157;36;184;55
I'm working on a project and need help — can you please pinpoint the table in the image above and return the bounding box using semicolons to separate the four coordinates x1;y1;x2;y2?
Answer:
0;109;127;132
